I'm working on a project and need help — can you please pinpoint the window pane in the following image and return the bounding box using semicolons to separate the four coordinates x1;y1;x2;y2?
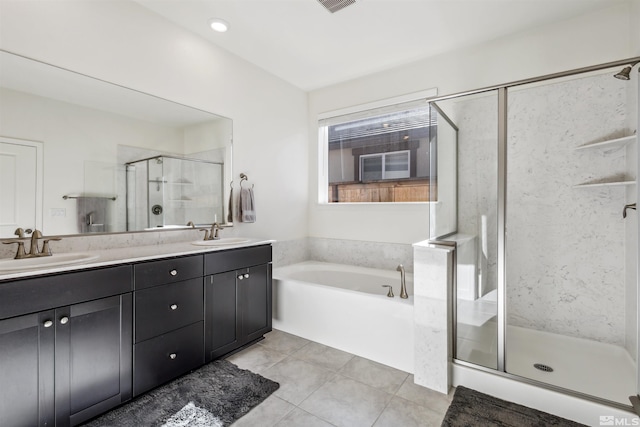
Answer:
361;156;382;181
384;151;410;179
322;100;433;203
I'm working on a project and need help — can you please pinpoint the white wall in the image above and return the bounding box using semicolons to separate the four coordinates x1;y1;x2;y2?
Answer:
0;0;309;242
308;2;638;244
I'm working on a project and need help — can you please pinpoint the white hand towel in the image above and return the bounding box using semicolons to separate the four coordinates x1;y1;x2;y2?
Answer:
240;187;256;223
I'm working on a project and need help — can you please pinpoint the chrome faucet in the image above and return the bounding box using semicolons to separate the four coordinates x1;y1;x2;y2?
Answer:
397;264;408;299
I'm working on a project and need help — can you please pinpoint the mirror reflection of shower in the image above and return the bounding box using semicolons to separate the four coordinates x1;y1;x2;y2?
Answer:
125;155;224;231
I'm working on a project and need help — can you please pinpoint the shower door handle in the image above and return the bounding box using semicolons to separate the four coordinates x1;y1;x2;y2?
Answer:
623;203;636;219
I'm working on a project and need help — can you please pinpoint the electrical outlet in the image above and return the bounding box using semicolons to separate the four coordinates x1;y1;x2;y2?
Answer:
50;208;66;217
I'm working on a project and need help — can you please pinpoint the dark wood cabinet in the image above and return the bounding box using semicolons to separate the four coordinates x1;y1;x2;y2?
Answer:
0;266;133;427
204;245;272;361
0;243;272;425
0;311;55;427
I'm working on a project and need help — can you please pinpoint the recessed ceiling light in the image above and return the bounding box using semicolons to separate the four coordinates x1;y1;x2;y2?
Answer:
209;18;229;33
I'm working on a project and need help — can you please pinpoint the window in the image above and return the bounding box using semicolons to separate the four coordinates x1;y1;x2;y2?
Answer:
360;150;410;181
319;92;438;203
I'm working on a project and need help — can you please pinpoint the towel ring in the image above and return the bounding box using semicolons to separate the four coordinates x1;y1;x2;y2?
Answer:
239;173;254;189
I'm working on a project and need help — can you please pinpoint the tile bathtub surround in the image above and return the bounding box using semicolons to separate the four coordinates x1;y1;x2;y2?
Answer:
308;237;415;273
272;238;311;267
228;329;452;427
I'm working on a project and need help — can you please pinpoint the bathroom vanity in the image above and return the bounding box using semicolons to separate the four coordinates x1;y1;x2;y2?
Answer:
0;240;273;427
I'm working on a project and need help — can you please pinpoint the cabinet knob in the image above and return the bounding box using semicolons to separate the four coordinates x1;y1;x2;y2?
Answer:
238;275;243;280
170;304;178;310
244;273;249;279
59;317;69;325
169;353;177;360
170;269;178;276
43;320;53;328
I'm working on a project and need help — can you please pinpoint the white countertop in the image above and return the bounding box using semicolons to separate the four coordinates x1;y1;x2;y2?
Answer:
0;238;275;281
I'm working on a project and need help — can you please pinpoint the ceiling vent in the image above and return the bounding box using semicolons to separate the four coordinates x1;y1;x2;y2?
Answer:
317;0;356;13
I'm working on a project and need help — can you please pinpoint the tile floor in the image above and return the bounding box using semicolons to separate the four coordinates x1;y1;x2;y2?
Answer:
227;329;454;427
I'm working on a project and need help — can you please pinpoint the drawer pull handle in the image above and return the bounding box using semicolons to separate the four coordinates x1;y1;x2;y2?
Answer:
59;317;69;325
43;320;53;328
170;269;178;276
238;275;243;280
169;353;177;360
244;273;250;279
170;304;178;310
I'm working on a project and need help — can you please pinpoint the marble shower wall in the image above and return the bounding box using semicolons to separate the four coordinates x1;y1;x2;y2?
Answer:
447;92;499;298
505;72;630;346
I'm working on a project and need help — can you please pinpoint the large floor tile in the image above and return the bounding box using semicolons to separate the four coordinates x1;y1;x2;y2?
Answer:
339;356;409;394
274;407;336;427
299;375;393;427
261;330;311;354
292;342;354;371
373;396;444;427
395;375;453;415
263;357;335;405
226;343;287;374
231;395;295;427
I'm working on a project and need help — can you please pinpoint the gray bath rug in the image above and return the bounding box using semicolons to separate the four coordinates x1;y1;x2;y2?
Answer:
83;359;279;427
441;386;586;427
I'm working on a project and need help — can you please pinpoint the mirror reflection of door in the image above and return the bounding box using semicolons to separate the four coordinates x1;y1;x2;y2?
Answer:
0;138;43;237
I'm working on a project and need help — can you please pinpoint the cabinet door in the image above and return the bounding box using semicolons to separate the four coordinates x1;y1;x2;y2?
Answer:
0;311;55;427
204;270;240;361
241;263;272;342
55;294;133;427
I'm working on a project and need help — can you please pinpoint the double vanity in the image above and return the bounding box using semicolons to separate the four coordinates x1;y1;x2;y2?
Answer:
0;239;273;427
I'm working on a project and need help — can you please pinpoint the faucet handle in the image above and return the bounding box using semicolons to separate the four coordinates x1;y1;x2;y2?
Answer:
41;237;62;255
3;240;27;259
199;229;211;241
382;285;394;298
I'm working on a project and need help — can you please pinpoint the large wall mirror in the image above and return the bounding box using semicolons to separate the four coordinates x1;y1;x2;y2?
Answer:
0;50;233;239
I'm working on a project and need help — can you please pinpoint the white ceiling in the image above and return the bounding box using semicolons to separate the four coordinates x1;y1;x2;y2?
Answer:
135;0;623;91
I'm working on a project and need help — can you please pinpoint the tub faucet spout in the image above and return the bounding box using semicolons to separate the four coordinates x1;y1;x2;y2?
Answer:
397;264;408;299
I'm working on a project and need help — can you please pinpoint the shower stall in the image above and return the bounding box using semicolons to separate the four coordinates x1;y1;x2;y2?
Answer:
126;155;224;230
428;58;639;409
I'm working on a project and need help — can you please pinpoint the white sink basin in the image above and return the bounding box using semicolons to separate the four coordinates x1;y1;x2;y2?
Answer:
0;252;100;273
191;237;251;246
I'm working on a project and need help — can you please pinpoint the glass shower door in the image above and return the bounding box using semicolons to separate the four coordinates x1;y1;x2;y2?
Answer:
431;90;500;370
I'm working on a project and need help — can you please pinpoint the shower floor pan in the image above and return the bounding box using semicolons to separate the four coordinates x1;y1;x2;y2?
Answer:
506;325;635;406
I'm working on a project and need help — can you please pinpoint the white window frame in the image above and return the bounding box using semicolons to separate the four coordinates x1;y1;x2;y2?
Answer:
317;87;438;204
359;150;410;181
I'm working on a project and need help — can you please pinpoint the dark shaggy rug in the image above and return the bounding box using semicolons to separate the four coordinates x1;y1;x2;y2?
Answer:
83;360;279;427
441;386;586;427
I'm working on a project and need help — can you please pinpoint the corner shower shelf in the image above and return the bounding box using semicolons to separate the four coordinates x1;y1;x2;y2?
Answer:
574;135;636;151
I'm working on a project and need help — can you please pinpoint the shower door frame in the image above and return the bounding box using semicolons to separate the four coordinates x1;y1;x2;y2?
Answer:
427;55;640;410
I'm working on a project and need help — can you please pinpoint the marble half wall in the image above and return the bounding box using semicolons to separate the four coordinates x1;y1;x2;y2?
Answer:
272;237;415;273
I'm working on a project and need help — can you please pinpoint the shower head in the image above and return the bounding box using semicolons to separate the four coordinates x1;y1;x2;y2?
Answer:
614;61;639;80
614;66;632;80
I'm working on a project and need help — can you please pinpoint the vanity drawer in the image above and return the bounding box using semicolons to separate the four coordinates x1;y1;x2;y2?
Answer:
0;265;132;320
204;245;272;275
134;255;203;290
133;321;204;396
134;278;204;343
